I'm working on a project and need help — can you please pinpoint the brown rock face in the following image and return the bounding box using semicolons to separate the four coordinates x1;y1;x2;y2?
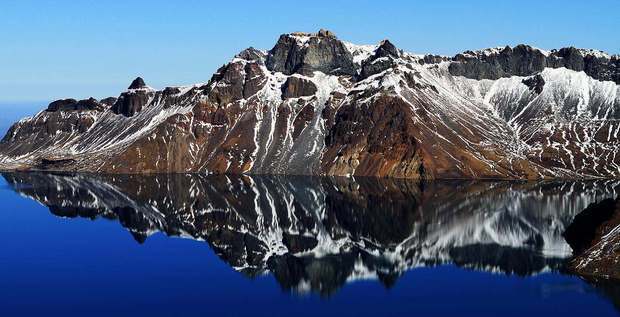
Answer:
100;113;197;173
323;95;423;178
281;76;317;98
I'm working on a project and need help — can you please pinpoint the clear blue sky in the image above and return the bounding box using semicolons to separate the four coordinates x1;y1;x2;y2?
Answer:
1;0;618;103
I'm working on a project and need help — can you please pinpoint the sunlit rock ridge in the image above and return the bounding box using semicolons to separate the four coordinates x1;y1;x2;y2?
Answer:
1;29;620;179
3;172;619;295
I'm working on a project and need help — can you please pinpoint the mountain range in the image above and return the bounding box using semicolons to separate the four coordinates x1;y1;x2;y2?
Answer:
1;29;619;179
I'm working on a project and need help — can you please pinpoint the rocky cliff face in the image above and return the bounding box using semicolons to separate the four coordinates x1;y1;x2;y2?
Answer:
4;172;617;295
448;45;620;83
1;30;619;179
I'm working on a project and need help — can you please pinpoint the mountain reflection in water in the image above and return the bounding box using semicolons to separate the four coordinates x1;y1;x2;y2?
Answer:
2;172;619;297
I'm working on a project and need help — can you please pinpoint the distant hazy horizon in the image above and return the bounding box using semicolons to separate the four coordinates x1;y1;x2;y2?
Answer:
0;102;43;136
1;0;619;102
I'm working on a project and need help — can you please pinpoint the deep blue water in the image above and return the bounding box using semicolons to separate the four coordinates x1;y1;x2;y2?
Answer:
0;173;618;317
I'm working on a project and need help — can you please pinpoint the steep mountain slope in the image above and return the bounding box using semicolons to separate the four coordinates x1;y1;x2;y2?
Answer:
4;172;617;294
1;30;619;179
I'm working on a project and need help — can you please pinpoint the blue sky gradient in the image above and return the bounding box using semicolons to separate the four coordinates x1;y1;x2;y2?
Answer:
1;0;618;102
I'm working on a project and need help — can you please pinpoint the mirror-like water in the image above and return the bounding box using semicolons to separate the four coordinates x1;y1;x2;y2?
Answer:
0;172;618;316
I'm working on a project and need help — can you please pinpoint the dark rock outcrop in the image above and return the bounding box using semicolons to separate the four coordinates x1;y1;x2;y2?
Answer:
266;29;358;76
99;97;118;106
360;40;400;79
75;98;104;111
46;97;103;112
39;158;77;169
522;74;545;94
162;87;181;95
374;39;399;59
128;77;147;89
111;78;152;117
281;76;317;98
420;54;449;65
46;99;77;112
208;58;267;105
449;44;620;84
235;47;266;62
111;91;150;117
449;45;548;80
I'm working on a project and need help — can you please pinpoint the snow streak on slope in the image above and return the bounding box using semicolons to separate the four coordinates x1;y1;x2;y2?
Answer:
0;87;200;171
436;65;620;177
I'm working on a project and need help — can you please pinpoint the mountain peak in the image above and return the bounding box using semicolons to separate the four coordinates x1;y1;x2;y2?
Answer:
234;47;266;62
128;77;147;90
266;29;356;76
375;39;399;58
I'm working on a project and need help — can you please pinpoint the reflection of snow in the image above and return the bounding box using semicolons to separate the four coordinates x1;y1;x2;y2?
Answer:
6;172;619;286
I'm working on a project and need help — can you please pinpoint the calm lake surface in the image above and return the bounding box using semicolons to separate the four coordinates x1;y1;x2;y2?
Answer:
0;172;618;316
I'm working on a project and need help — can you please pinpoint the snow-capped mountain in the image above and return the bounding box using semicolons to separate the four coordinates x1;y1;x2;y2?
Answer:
3;172;618;294
1;29;619;179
